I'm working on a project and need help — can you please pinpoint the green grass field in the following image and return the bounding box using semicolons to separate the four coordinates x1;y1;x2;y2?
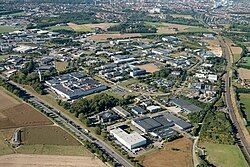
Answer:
48;25;73;31
184;27;211;33
202;142;248;167
239;93;250;121
0;26;16;33
145;22;211;34
118;78;140;87
242;57;250;67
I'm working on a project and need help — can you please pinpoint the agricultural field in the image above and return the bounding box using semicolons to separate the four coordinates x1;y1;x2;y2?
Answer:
231;47;242;63
200;142;248;167
0;25;16;34
137;137;193;167
239;93;250;122
16;125;92;156
238;68;250;80
0;88;93;157
0;88;21;111
226;39;242;63
0;103;52;129
20;126;80;146
88;33;141;41
17;145;90;156
137;63;160;73
0;154;105;167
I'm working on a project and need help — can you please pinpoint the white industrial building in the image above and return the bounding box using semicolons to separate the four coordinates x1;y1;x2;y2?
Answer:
110;128;146;150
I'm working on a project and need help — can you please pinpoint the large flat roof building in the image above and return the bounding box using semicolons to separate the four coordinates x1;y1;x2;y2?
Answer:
112;106;131;118
110;128;146;150
170;98;202;113
165;113;192;130
46;72;107;100
132;117;162;133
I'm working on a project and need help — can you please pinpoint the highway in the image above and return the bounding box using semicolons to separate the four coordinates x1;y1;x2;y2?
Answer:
219;37;250;164
0;75;134;167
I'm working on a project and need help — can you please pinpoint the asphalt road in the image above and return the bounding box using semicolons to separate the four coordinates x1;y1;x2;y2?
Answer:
219;37;250;164
0;75;134;167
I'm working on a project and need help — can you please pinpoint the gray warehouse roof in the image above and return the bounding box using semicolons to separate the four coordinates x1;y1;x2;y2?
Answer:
164;113;192;130
171;98;202;113
133;117;162;132
152;115;174;127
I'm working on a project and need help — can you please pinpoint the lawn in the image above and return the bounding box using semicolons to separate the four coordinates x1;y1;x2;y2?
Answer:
55;61;68;72
239;93;250;122
201;142;248;167
0;25;16;33
0;87;22;111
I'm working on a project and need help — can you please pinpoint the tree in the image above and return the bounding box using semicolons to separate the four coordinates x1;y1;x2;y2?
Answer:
95;126;101;135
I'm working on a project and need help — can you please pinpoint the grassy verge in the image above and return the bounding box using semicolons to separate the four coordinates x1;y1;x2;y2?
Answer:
0;130;15;156
239;93;250;122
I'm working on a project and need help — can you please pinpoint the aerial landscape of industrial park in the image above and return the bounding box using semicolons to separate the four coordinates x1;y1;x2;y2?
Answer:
0;0;250;166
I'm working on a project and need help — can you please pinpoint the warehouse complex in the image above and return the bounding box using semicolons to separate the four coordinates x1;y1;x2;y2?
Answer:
45;72;107;100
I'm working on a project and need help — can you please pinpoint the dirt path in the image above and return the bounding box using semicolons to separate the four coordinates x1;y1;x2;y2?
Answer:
0;154;106;167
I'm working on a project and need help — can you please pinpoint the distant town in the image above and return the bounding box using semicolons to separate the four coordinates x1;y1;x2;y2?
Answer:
0;0;250;167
